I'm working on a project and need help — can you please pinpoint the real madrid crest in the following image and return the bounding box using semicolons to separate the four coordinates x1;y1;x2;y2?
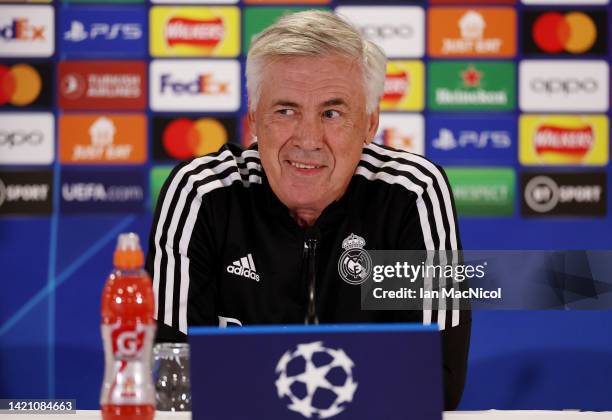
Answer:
337;233;372;285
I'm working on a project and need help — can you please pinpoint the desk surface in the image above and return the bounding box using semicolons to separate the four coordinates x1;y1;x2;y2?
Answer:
1;410;611;420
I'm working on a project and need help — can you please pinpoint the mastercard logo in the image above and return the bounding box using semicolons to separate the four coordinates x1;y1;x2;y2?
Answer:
163;118;227;160
0;64;42;107
532;12;597;54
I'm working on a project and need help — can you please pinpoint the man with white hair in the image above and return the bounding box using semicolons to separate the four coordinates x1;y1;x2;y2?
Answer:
147;10;470;410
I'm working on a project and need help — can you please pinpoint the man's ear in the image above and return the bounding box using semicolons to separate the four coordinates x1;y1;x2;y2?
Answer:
247;102;257;138
364;106;380;145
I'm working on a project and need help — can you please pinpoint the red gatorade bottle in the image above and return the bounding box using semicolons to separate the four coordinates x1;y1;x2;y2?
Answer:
100;233;156;420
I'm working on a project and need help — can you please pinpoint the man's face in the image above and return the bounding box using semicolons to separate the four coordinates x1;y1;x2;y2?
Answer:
249;55;379;218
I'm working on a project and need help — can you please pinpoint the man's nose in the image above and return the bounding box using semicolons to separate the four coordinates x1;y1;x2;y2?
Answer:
293;114;324;150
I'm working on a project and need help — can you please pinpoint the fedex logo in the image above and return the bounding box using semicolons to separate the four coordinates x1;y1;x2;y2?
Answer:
160;73;229;95
59;7;146;57
64;20;142;42
0;6;54;57
426;114;516;164
150;59;240;112
0;18;45;41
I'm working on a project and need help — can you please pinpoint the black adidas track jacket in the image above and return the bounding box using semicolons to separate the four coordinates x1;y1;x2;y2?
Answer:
146;142;471;410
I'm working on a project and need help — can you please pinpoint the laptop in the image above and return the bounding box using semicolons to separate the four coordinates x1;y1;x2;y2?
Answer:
188;323;442;420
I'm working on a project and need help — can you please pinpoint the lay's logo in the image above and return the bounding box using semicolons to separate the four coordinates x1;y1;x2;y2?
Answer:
380;61;424;111
520;115;608;166
151;7;239;57
534;125;594;159
382;69;408;103
166;16;223;48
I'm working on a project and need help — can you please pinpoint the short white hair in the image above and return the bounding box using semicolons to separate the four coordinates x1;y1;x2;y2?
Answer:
246;10;387;114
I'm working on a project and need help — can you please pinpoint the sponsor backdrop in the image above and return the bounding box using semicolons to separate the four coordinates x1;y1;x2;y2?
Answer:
0;0;611;413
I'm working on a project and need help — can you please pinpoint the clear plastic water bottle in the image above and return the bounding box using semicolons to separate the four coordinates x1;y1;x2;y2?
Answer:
153;343;191;411
100;233;156;420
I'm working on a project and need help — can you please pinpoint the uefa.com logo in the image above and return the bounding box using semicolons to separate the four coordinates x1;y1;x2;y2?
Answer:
338;234;372;285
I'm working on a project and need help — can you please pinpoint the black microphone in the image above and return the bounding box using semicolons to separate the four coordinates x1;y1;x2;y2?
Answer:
304;226;321;325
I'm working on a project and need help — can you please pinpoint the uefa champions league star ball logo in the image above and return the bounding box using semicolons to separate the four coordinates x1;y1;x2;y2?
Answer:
337;234;372;285
275;341;358;419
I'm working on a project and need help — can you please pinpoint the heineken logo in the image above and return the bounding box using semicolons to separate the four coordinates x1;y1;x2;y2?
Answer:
428;61;515;111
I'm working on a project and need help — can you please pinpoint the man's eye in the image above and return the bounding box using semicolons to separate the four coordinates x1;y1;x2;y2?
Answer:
323;110;340;119
277;109;295;116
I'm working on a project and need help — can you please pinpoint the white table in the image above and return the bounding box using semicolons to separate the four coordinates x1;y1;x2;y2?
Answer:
1;410;612;420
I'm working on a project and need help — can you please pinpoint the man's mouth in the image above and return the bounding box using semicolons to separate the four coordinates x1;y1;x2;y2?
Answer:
287;160;324;170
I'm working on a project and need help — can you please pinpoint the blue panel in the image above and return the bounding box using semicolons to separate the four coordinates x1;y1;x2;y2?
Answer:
461;311;612;411
0;296;49;399
426;113;517;165
53;214;152;408
190;328;442;420
58;6;147;58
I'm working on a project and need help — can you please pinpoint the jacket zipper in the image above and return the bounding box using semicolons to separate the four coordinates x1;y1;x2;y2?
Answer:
304;227;320;325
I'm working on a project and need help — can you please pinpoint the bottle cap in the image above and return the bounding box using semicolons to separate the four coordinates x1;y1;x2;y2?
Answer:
114;232;145;269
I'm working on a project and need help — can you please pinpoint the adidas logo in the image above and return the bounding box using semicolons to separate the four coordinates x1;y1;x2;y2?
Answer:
226;253;260;282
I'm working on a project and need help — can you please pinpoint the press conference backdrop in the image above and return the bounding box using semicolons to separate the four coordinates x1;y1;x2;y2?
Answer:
0;0;611;411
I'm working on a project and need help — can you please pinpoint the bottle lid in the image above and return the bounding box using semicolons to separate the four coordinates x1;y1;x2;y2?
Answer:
113;232;145;269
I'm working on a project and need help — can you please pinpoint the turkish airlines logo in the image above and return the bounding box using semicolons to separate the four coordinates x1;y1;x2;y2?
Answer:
58;61;146;110
150;59;240;111
0;6;54;57
523;10;607;55
335;6;424;58
0;113;54;164
519;60;608;112
166;16;224;48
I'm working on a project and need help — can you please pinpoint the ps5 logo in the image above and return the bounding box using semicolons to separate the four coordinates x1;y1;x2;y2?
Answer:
433;128;511;151
64;20;142;42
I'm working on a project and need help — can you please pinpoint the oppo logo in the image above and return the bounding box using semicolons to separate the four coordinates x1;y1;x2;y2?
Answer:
530;78;598;94
0;130;43;148
360;24;414;39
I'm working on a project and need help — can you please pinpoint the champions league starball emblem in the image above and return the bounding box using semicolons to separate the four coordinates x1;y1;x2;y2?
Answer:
337;234;372;285
275;341;358;419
